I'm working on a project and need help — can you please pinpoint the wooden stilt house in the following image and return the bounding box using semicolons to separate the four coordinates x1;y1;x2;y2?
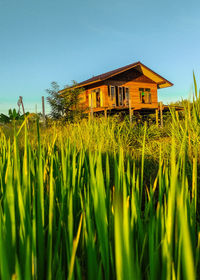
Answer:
59;61;176;120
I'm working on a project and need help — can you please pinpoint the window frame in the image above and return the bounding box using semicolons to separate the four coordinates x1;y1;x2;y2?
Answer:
108;85;130;107
118;87;123;106
139;88;152;104
109;86;116;106
125;87;129;106
91;88;101;108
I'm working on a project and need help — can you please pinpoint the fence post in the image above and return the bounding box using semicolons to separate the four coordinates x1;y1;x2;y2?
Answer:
155;109;158;127
160;102;163;127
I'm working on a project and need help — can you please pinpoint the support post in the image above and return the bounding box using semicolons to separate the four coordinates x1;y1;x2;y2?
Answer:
129;96;132;123
104;109;107;119
90;93;94;119
160;102;163;127
175;111;179;121
155;109;158;127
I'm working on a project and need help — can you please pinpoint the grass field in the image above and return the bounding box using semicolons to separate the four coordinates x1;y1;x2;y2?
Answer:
0;92;200;279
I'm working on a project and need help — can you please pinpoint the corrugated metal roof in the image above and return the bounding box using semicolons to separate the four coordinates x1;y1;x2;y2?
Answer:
76;61;141;87
59;61;173;93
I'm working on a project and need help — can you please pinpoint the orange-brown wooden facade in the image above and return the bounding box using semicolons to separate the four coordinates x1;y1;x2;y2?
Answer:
79;71;159;113
60;62;173;114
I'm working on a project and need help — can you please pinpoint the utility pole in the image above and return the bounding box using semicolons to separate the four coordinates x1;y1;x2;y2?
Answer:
17;96;25;114
42;96;46;124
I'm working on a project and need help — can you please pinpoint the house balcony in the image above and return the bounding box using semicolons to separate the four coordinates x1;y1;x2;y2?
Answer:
85;102;159;113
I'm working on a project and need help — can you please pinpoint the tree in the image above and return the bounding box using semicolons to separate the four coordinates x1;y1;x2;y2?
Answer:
46;81;84;121
46;82;64;119
0;108;28;123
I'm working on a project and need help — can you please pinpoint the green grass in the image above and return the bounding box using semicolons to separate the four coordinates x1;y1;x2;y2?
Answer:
0;81;200;278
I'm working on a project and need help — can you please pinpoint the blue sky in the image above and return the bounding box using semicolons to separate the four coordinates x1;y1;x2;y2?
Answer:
0;0;200;114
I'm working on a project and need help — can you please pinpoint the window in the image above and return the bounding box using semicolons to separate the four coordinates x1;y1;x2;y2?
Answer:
124;88;129;106
139;88;151;104
110;86;115;101
90;88;102;107
108;86;129;107
108;86;116;107
118;87;123;106
96;90;100;107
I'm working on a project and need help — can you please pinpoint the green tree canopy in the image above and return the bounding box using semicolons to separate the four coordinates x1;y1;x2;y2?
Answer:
0;108;28;123
46;81;84;121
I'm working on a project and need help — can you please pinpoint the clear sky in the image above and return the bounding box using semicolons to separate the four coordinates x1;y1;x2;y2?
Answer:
0;0;200;114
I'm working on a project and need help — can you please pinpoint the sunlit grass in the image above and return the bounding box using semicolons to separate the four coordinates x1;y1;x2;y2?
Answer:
0;78;200;278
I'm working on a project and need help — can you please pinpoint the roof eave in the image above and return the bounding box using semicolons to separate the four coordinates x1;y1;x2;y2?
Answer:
59;61;173;93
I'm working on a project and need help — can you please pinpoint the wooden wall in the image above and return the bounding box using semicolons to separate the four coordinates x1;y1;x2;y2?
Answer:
80;72;158;110
79;83;107;109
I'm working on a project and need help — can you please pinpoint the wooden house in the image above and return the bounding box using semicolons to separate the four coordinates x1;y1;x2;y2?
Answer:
59;61;174;121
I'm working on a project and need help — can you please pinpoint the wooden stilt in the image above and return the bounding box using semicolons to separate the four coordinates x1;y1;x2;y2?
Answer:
90;94;94;119
130;109;133;123
90;111;93;119
90;109;93;119
175;111;179;121
160;102;163;127
155;109;158;127
129;97;132;123
104;109;107;119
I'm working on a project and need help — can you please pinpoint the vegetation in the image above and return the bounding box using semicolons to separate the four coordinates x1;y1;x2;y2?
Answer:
0;108;28;123
0;80;200;279
46;81;84;121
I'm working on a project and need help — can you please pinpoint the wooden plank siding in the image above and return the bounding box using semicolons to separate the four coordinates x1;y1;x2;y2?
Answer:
59;62;174;115
80;74;159;113
58;61;177;120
